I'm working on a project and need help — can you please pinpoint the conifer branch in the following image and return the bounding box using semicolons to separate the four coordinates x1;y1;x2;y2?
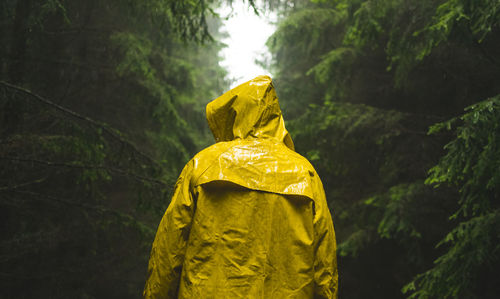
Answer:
0;156;168;186
0;81;160;168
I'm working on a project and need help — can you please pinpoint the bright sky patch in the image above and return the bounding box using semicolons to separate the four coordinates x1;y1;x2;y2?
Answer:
218;3;276;88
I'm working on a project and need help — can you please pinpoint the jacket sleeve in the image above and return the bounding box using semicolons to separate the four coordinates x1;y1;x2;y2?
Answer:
312;176;338;299
143;161;195;299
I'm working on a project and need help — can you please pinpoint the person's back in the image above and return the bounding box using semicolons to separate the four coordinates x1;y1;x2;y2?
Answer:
144;76;338;298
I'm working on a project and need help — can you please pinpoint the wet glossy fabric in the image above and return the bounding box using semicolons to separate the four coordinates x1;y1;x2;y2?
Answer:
144;75;338;298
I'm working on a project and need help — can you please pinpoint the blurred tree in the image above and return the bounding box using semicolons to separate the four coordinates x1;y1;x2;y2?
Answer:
0;0;228;297
266;0;500;297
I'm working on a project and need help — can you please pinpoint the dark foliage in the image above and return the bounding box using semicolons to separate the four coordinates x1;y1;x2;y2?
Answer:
0;0;227;297
267;0;500;297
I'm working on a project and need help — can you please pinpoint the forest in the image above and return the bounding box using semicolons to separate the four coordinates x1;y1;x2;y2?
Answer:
1;0;499;298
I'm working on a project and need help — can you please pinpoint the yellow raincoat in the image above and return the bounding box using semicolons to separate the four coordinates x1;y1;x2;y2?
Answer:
144;76;338;298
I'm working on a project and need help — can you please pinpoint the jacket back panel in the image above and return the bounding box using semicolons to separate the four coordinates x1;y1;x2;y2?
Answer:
179;182;315;299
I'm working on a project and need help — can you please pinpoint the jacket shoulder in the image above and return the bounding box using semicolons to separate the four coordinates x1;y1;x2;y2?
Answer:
190;139;320;199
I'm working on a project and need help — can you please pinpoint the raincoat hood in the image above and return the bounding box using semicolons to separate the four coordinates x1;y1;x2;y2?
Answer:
206;75;295;150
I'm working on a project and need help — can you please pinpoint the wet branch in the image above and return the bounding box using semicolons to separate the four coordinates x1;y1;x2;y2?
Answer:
0;80;160;168
0;156;167;186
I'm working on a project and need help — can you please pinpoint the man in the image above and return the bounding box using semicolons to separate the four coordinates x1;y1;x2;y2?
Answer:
144;75;338;298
